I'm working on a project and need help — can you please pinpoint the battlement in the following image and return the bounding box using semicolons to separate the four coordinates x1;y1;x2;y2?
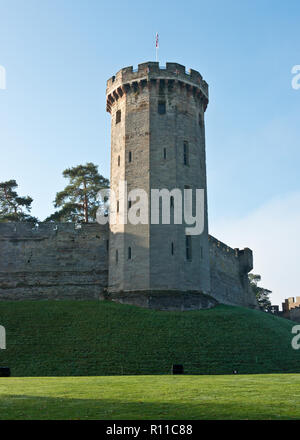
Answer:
282;297;300;314
208;235;253;273
0;222;108;239
106;61;208;112
209;235;236;256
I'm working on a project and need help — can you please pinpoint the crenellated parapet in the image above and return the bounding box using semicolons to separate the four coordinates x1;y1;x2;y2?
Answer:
106;61;209;113
209;235;237;256
209;235;253;274
0;222;109;240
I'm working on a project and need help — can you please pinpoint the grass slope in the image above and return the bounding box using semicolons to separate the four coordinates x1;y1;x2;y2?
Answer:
0;375;300;420
0;300;299;376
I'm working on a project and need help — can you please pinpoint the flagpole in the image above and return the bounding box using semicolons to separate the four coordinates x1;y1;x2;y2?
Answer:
155;32;159;62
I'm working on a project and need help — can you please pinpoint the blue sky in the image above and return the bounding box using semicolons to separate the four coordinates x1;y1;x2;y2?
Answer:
0;0;300;303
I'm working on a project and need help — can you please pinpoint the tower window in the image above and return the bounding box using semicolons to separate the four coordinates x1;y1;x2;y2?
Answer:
116;110;121;124
128;200;132;209
128;246;132;260
199;112;203;126
183;141;189;166
118;155;120;166
186;235;192;261
171;242;174;255
163;148;167;159
129;151;132;162
158;101;166;114
116;249;118;263
117;201;119;213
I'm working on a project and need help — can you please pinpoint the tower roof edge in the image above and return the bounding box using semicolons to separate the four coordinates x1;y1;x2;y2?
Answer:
106;61;208;99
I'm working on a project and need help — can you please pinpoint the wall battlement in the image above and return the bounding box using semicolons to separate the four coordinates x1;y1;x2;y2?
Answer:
208;235;253;273
106;61;208;113
209;235;237;256
282;296;300;318
0;221;108;239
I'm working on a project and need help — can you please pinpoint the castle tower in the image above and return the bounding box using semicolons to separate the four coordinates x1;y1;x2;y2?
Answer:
106;62;211;304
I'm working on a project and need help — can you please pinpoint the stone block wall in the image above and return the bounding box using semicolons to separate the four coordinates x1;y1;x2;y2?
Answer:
209;235;257;308
0;222;257;308
0;222;108;300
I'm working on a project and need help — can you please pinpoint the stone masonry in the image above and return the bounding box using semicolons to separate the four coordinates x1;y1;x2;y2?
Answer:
105;61;257;309
0;222;108;300
107;62;210;296
0;221;255;309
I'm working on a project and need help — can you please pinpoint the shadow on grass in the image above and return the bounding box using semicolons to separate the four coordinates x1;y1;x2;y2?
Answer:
0;395;298;420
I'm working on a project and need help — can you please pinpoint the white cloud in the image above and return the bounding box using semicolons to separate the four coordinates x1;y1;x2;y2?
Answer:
210;192;300;307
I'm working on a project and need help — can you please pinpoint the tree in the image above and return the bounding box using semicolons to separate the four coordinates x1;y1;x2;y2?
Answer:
45;162;109;223
248;273;272;310
0;180;38;222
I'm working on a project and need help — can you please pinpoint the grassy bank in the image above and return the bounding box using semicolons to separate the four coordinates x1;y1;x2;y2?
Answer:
0;300;299;376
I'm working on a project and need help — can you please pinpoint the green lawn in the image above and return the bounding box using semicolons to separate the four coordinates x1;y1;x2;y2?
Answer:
0;374;299;419
0;301;299;376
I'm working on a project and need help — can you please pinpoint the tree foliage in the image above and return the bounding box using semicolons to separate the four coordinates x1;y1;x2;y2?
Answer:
45;162;109;223
0;180;38;222
248;273;272;310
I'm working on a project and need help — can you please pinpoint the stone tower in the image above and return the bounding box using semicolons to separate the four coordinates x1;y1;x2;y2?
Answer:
106;62;212;306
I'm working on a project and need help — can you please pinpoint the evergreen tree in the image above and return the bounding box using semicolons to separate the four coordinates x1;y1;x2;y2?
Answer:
0;180;38;222
45;162;109;223
248;273;272;310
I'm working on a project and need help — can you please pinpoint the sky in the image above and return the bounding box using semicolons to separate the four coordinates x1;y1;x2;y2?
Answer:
0;0;300;306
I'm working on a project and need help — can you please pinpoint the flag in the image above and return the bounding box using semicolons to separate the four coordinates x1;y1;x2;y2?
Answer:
156;33;159;48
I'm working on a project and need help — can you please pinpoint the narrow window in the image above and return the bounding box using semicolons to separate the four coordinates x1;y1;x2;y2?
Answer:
106;239;109;252
163;148;167;160
117;200;119;213
128;246;132;260
199;112;202;126
129;151;132;162
118;155;120;166
128;200;132;209
116;110;121;124
116;249;118;263
186;235;192;261
171;242;174;255
170;196;174;208
183;141;189;166
158;101;166;114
